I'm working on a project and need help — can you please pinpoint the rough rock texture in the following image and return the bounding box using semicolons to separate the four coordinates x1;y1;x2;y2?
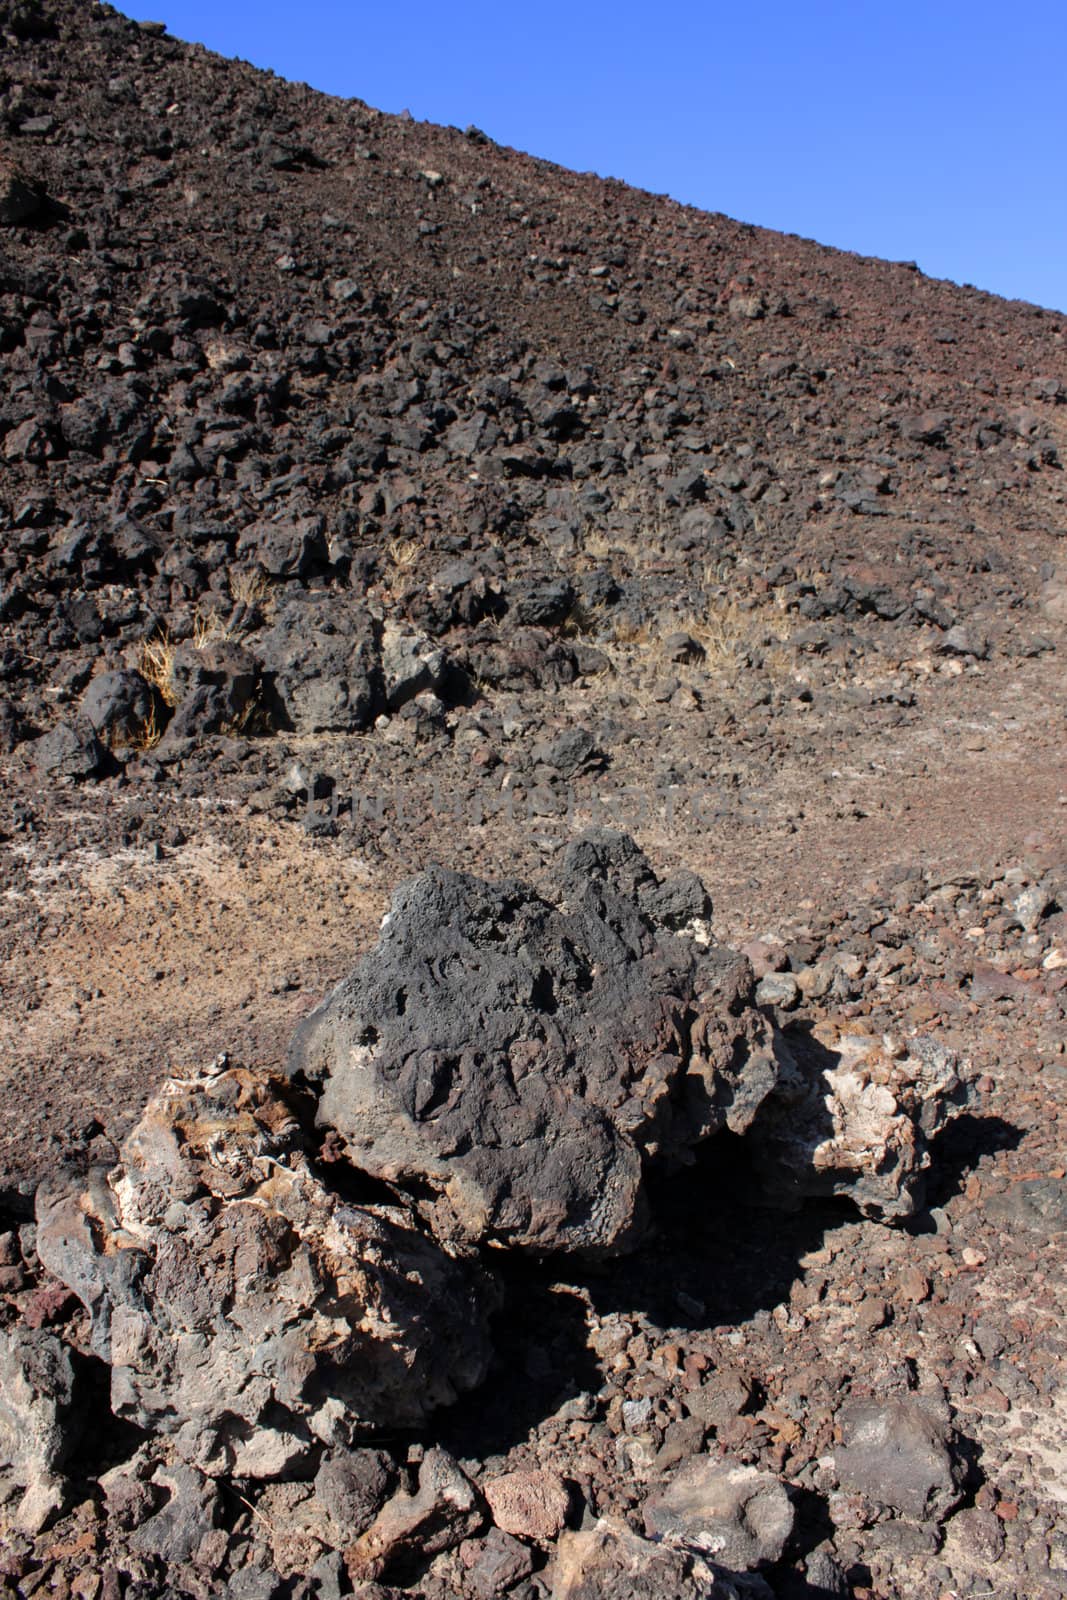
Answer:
643;1459;794;1569
253;1449;394;1579
259;596;381;733
463;1527;537;1598
288;831;778;1255
748;1022;966;1220
834;1397;964;1521
344;1447;482;1584
80;668;155;747
483;1468;570;1541
164;639;259;741
35;1059;496;1470
549;1517;729;1599
381;625;450;710
126;1458;222;1566
24;717;107;780
0;1327;77;1533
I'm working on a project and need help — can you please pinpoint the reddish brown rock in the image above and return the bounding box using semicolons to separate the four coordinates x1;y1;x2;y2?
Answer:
483;1469;570;1542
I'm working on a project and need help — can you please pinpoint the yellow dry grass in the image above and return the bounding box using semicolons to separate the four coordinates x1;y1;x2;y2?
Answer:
128;704;162;752
387;537;421;571
229;568;273;611
138;632;178;708
191;608;233;650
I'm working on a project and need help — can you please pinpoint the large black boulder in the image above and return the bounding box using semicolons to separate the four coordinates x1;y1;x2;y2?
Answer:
288;832;777;1256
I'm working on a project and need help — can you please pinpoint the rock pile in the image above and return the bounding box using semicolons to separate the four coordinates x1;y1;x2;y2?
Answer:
0;0;1063;787
1;833;972;1591
36;1061;497;1475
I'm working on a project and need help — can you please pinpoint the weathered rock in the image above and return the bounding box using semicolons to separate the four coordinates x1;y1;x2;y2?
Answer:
128;1460;221;1565
530;725;602;777
381;625;448;710
288;831;777;1255
81;669;155;748
728;294;765;322
254;1450;393;1579
26;718;108;781
754;972;799;1010
35;1060;496;1471
512;576;575;627
901;410;952;445
2;415;54;462
0;1327;77;1533
416;560;503;634
664;631;706;664
1011;879;1054;932
259;595;381;732
985;1175;1067;1236
237;514;329;579
315;1449;394;1544
164;639;259;740
643;1459;794;1569
463;628;582;692
100;1445;166;1535
748;1023;965;1220
945;1506;1005;1566
549;1516;725;1599
464;1527;536;1598
251;1481;330;1582
939;623;988;659
834;1398;964;1521
345;1447;482;1584
483;1468;570;1541
803;1548;851;1595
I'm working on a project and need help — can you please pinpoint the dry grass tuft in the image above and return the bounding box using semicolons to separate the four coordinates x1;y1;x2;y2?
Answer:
139;632;179;708
191;608;233;651
387;537;421;571
677;597;794;673
679;602;752;670
229;568;273;611
128;704;162;752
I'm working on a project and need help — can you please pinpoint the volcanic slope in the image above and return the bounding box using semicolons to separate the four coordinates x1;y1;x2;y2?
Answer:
1;5;1067;1600
1;0;1065;1181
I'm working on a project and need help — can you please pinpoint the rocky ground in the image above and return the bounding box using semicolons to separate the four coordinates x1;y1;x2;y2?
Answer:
1;1;1066;1597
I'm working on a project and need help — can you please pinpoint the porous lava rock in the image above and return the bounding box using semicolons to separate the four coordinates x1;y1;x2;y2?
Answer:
643;1459;794;1568
158;638;260;744
81;668;155;748
0;1327;78;1533
35;1059;496;1473
344;1446;482;1584
834;1397;964;1521
549;1516;726;1599
483;1468;570;1541
287;831;778;1256
25;717;108;781
258;595;382;733
748;1023;966;1220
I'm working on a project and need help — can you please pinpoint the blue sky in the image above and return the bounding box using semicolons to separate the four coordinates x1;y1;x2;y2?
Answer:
123;0;1067;312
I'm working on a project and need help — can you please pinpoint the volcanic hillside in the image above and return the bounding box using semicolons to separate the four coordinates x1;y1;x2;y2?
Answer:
1;0;1066;1202
1;10;1067;1597
1;0;1065;699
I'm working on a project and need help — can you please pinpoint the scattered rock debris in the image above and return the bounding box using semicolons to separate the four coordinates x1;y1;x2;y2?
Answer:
0;0;1064;1594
